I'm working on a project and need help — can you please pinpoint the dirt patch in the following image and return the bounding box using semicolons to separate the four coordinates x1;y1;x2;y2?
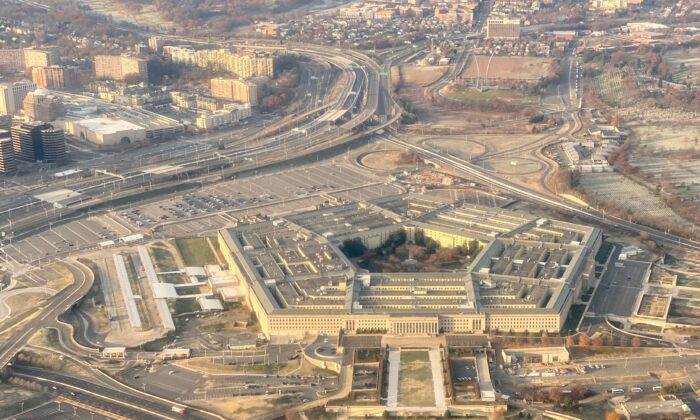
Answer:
482;157;544;175
360;150;424;172
463;56;555;80
402;65;447;86
189;394;306;419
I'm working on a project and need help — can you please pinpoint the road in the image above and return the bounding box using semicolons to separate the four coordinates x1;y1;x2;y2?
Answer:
0;261;92;369
380;129;700;253
10;365;220;420
0;41;392;244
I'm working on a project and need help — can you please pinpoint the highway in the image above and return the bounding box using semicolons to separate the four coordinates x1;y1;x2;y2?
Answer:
381;130;700;252
0;41;390;244
10;365;220;420
0;261;92;370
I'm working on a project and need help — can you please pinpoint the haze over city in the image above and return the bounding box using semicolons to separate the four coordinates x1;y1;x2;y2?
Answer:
0;0;699;419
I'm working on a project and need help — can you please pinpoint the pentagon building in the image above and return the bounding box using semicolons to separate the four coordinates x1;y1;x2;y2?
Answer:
218;196;602;338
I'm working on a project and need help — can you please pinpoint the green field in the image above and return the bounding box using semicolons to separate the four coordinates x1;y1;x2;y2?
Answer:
398;351;435;407
173;237;217;266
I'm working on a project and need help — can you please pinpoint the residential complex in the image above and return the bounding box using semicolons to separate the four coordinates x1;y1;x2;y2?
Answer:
0;80;38;116
23;47;60;69
94;55;149;82
0;47;59;73
23;90;66;122
485;18;521;40
0;136;15;174
31;65;82;90
210;77;260;106
590;0;629;10
164;47;275;78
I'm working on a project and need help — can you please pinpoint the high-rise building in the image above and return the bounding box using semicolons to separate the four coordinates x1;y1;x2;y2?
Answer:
0;49;25;72
23;47;60;69
23;90;66;122
32;65;81;90
0;116;11;131
486;18;522;40
11;121;65;163
230;53;275;78
0;137;15;174
0;47;60;72
0;80;38;116
210;78;260;106
94;55;148;82
148;36;166;52
40;128;66;163
195;49;275;78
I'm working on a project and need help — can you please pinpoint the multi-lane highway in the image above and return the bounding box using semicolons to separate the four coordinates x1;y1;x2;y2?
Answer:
10;365;222;420
0;41;396;244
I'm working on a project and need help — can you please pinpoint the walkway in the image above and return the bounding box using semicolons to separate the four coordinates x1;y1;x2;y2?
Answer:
386;349;400;408
429;349;447;410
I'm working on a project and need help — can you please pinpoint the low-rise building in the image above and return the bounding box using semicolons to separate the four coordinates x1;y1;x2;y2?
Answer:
195;103;251;130
66;117;147;147
501;347;570;365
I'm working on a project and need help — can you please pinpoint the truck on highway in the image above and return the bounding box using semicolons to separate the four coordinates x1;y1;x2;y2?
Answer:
171;405;186;416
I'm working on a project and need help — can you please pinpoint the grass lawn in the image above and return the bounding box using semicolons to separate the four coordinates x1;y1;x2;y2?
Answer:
355;348;381;364
398;351;435;407
173;237;217;266
149;246;180;272
170;298;201;316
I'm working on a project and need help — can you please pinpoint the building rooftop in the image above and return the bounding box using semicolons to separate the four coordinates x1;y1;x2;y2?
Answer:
219;198;602;319
73;117;144;134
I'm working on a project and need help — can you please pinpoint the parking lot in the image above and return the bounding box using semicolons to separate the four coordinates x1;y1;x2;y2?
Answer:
352;366;379;391
449;358;479;402
450;358;477;384
1;214;133;265
15;401;112;420
119;162;387;233
588;249;651;318
1;162;398;267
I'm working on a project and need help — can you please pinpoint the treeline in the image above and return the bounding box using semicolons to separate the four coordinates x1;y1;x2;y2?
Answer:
112;0;314;32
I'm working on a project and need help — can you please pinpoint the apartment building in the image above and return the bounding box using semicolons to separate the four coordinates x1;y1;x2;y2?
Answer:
0;80;38;116
486;18;522;39
210;78;260;106
23;47;60;69
32;65;81;90
94;55;148;82
0;47;60;73
23;90;66;122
